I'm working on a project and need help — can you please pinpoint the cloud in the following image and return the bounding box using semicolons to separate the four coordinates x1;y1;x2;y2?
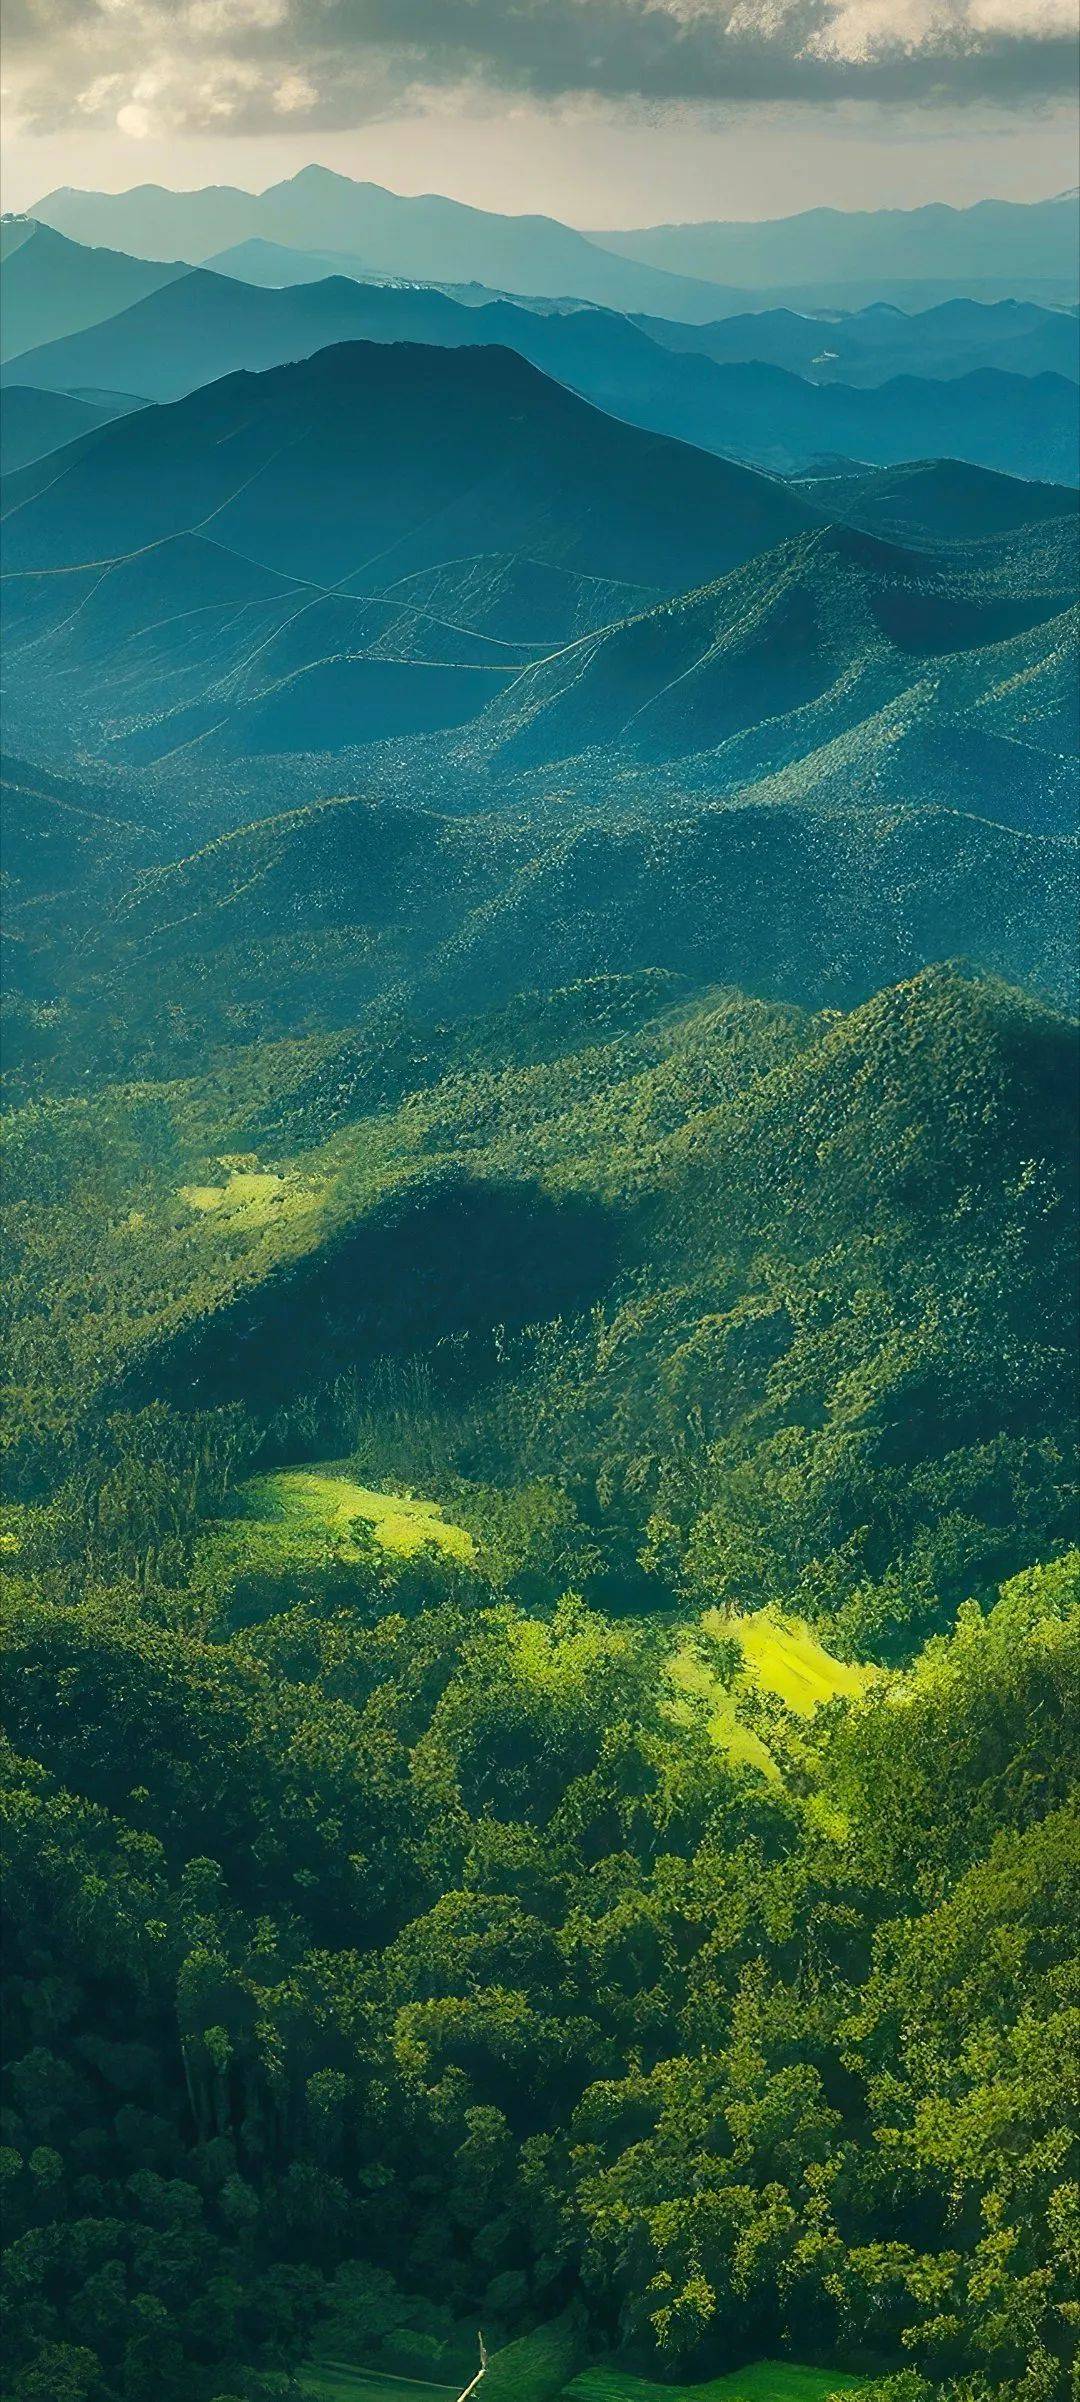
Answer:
3;0;1078;138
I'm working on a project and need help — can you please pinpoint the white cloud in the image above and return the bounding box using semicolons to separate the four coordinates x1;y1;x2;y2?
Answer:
3;0;1077;138
811;0;943;63
967;0;1076;29
116;100;158;134
186;0;288;32
274;68;319;109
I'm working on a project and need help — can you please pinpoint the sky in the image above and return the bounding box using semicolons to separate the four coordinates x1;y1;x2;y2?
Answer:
2;0;1078;223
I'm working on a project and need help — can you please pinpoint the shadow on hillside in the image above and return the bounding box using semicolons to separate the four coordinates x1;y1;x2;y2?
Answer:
130;1171;624;1411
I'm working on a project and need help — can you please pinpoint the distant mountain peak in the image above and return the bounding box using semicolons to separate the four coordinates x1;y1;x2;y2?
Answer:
281;163;356;191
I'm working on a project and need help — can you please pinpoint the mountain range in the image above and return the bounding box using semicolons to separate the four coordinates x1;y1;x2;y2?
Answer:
4;244;1076;485
27;168;1080;313
635;293;1080;385
7;217;1076;391
195;235;1080;381
0;340;812;760
2;339;1074;1045
23;168;742;321
593;191;1080;294
2;206;1077;1222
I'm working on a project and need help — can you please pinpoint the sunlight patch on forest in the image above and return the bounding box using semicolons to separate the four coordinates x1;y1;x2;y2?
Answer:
244;1466;477;1561
667;1607;878;1780
665;1642;782;1780
719;1608;879;1714
179;1158;323;1227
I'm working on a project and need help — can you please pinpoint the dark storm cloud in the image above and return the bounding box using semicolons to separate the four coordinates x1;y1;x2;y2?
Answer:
5;0;1078;136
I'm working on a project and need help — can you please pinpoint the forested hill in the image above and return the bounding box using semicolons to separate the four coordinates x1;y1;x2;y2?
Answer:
3;935;1078;2402
2;347;1076;888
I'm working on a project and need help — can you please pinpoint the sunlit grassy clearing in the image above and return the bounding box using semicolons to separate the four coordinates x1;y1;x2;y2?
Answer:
245;1466;476;1561
667;1608;877;1779
717;1608;879;1714
568;2363;867;2402
179;1160;322;1226
666;1645;781;1780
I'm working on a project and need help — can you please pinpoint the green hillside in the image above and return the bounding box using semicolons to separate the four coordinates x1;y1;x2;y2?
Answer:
568;2370;866;2402
384;552;660;648
463;520;1074;774
242;1466;476;1562
5;962;1075;1664
3;343;1075;814
6;769;1074;1126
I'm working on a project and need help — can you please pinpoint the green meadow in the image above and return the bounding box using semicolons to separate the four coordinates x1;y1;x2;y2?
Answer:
667;1607;878;1779
240;1465;476;1562
299;2371;458;2402
568;2369;867;2402
296;2356;868;2402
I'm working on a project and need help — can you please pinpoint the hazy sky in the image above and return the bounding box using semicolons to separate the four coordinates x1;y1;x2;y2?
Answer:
2;0;1078;223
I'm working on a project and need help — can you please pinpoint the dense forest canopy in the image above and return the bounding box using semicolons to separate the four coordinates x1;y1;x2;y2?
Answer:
4;935;1077;2402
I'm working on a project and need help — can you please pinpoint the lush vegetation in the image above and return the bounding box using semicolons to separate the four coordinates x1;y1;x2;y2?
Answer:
3;923;1077;2402
568;2371;867;2402
4;1514;1076;2400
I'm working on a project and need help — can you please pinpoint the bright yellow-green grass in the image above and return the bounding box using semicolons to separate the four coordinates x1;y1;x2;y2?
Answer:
714;1608;879;1715
179;1157;322;1227
244;1467;475;1562
666;1645;781;1780
568;2364;867;2402
666;1608;877;1780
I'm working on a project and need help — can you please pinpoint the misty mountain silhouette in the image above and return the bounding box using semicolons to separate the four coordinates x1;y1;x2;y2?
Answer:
5;257;1075;484
632;294;1080;385
27;171;1080;313
0;217;184;362
27;166;742;321
0;336;814;587
592;193;1080;296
